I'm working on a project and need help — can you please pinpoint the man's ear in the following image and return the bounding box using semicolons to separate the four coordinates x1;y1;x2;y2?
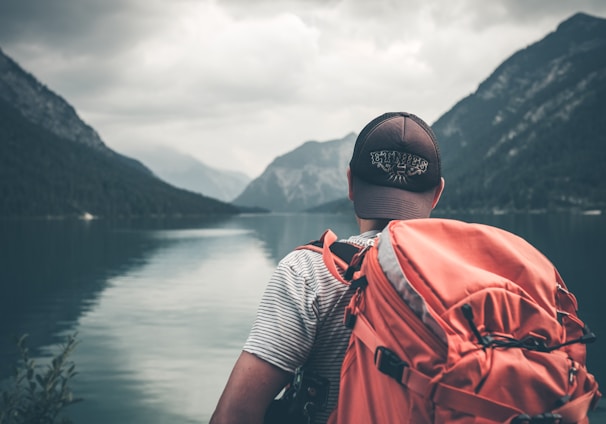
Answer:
432;178;445;208
347;168;354;201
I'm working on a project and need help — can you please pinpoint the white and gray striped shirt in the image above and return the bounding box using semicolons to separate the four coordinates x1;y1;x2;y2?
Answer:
243;231;379;423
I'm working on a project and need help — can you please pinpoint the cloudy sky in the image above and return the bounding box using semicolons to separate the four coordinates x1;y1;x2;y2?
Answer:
1;0;606;177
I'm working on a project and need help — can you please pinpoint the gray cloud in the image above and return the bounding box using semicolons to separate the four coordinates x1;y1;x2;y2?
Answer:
0;0;142;51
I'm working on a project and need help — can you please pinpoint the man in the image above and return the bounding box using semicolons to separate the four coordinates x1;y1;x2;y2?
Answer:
210;112;445;424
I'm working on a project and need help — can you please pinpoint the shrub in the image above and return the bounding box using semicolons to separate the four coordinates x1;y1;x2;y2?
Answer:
0;333;81;424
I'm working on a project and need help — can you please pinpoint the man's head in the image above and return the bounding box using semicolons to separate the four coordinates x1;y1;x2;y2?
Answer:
348;112;444;221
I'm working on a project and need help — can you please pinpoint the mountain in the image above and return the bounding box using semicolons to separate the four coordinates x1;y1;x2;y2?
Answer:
127;146;251;202
0;47;240;218
234;133;356;212
432;12;606;213
311;12;606;215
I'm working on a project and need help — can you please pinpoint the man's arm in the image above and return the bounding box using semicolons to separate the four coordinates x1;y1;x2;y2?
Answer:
210;351;292;424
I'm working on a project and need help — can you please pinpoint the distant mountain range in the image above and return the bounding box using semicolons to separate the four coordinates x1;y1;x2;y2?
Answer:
0;48;241;218
238;12;606;214
126;146;250;203
1;12;604;218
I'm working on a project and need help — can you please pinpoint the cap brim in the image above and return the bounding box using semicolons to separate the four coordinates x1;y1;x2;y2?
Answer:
352;176;436;221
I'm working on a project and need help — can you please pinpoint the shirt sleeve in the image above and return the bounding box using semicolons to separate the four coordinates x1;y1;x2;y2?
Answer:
243;250;319;373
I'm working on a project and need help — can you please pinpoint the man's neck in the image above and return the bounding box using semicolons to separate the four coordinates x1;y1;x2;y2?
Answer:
358;218;391;233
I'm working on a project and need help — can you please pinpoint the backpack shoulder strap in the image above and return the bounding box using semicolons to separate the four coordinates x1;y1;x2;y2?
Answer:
296;229;362;284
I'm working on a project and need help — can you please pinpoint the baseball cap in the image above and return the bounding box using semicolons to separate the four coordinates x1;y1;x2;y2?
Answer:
349;112;442;220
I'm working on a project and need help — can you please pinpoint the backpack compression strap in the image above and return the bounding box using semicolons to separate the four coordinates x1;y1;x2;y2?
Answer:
296;229;362;284
348;298;600;423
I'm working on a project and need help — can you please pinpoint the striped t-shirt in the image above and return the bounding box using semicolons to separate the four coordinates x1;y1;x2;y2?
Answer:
243;231;379;423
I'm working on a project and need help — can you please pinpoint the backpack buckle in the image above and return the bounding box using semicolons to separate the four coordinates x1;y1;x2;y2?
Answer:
344;308;357;329
344;245;371;280
374;346;407;382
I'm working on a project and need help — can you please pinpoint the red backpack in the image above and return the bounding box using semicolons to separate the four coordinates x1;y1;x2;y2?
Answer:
320;218;600;424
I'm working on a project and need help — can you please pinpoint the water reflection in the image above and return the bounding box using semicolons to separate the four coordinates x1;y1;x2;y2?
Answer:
65;223;274;423
235;213;359;262
0;219;168;372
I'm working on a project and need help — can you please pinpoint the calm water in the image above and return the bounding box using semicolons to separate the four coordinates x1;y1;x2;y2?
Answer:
0;213;605;423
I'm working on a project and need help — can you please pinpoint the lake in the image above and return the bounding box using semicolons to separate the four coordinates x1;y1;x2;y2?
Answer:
1;212;605;423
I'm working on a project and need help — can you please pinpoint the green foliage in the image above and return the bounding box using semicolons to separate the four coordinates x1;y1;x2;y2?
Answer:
0;334;81;424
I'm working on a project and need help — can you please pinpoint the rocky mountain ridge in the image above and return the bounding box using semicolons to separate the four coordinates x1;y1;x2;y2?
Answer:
0;48;149;174
432;12;606;213
234;133;356;212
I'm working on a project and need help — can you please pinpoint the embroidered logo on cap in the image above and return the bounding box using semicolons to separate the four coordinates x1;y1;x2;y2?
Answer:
370;150;429;184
